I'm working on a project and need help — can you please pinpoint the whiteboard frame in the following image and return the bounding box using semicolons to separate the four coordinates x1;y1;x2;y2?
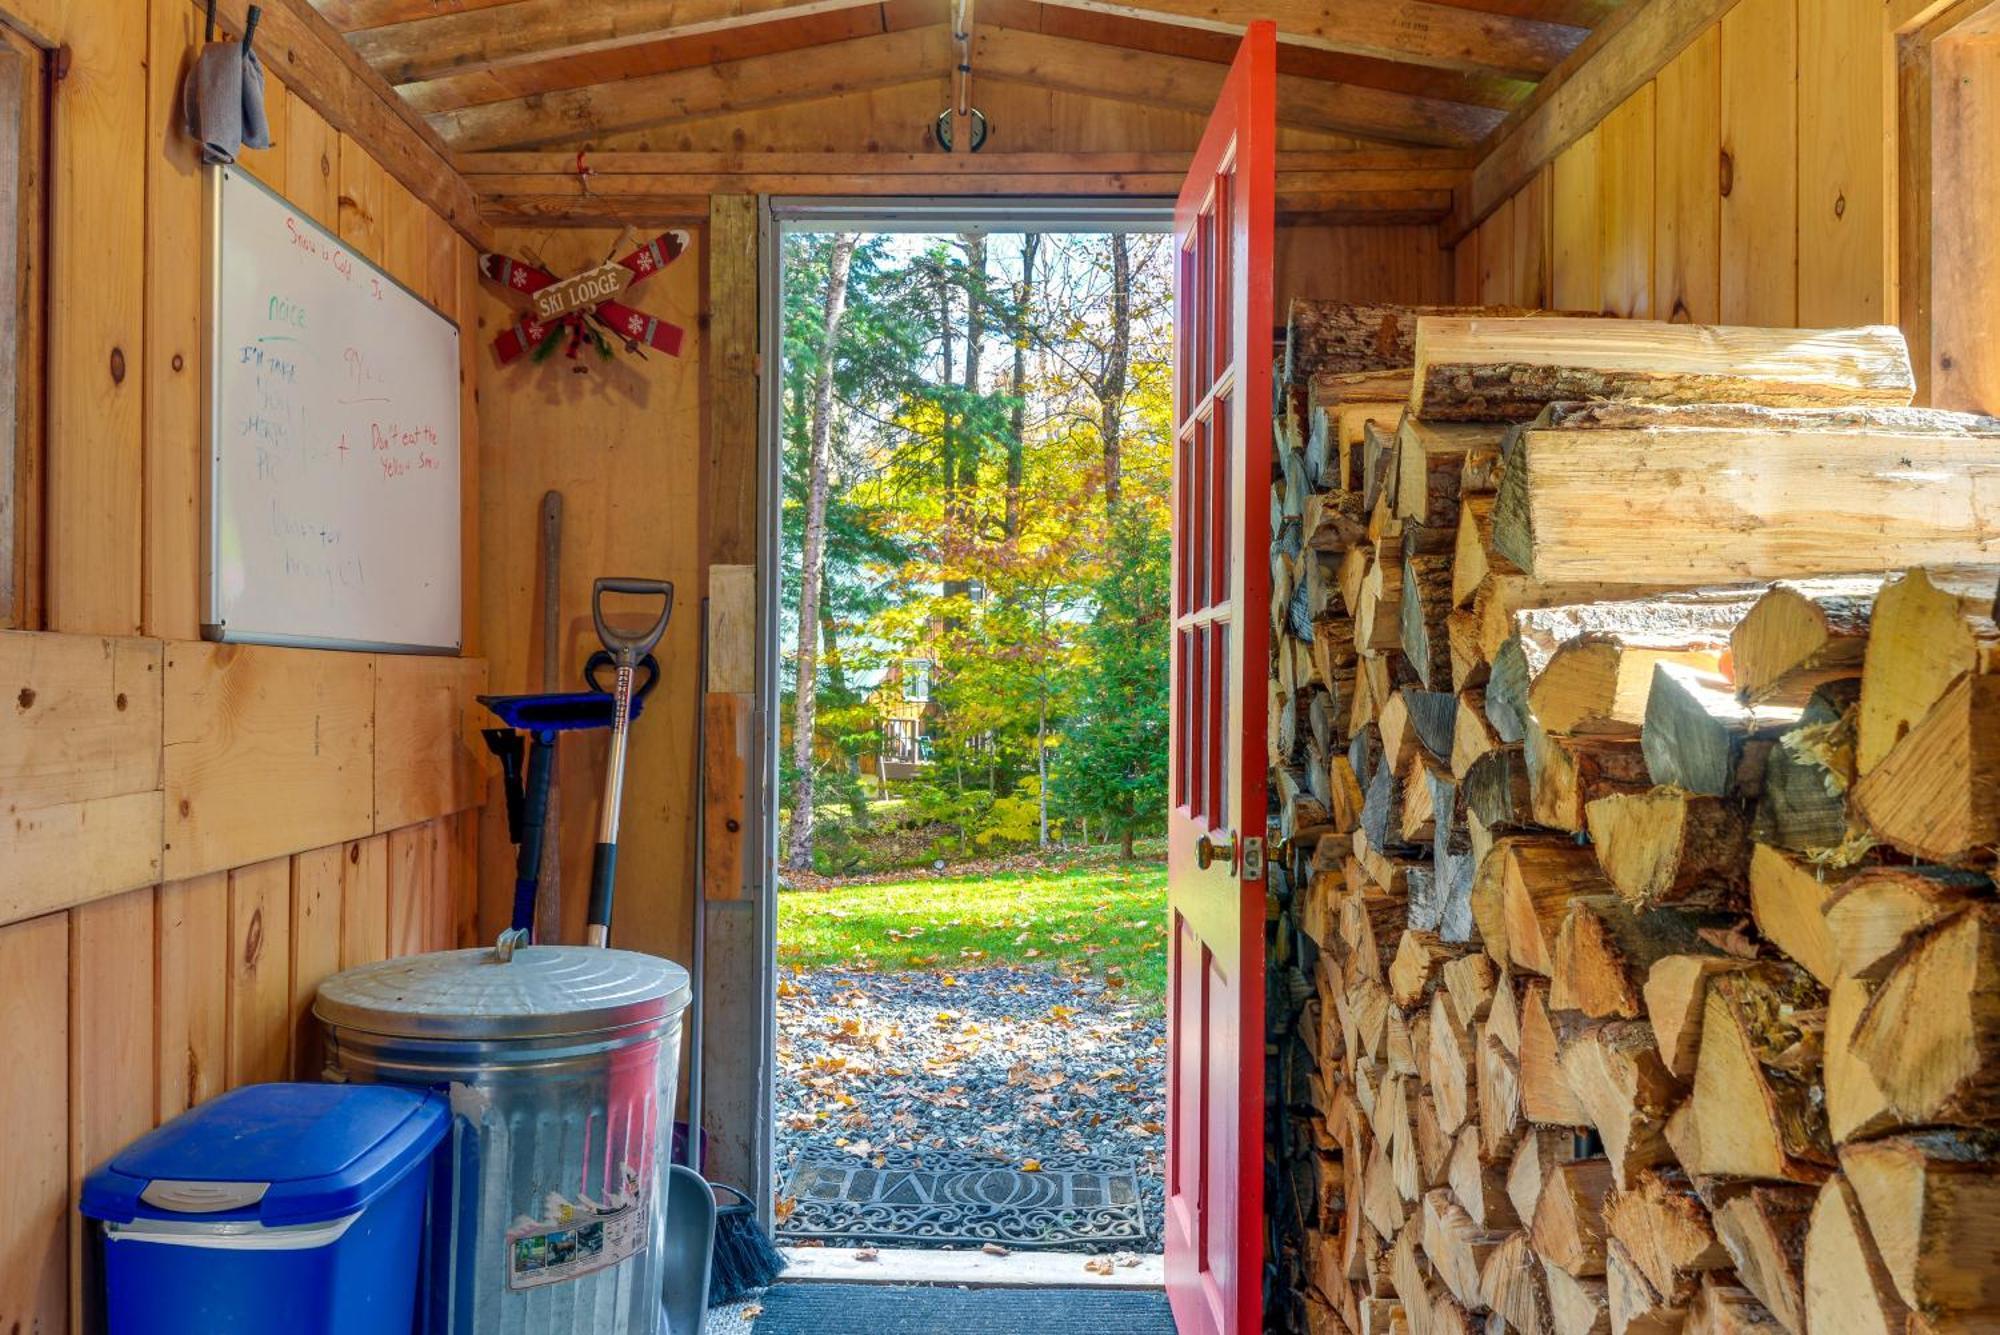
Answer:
202;164;464;655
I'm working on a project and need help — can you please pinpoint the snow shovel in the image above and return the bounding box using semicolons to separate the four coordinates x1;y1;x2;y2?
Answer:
583;577;674;947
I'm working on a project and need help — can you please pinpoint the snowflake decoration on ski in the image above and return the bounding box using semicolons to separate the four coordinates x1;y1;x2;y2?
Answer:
478;230;689;367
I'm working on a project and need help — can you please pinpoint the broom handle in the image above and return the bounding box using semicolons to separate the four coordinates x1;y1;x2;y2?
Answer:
687;598;709;1165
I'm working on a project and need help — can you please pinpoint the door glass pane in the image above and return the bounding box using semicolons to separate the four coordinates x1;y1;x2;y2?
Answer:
1209;398;1230;610
1212;167;1233;387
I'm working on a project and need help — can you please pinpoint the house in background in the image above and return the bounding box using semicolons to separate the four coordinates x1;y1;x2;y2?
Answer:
861;657;936;789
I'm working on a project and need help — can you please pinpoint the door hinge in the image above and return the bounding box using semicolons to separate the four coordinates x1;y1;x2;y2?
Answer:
1240;835;1266;883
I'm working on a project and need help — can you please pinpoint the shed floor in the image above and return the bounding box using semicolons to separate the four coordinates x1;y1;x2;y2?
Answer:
720;1282;1177;1333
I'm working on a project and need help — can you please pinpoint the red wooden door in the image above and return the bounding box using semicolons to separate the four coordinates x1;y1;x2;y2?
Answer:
1164;21;1276;1335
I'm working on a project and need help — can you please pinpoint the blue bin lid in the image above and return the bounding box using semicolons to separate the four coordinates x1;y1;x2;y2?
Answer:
80;1083;449;1228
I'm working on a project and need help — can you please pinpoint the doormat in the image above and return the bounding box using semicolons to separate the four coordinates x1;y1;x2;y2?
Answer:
743;1283;1175;1334
777;1148;1148;1249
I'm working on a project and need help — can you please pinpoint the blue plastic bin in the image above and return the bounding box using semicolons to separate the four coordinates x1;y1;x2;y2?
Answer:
80;1083;450;1335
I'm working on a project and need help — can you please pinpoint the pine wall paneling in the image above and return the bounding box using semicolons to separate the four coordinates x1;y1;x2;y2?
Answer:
0;3;490;1329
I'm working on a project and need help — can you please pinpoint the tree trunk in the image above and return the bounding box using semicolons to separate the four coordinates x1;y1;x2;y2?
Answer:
1006;233;1038;539
1100;232;1131;515
784;233;858;872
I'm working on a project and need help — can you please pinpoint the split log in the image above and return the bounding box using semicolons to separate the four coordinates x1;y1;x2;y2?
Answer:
1686;1276;1783;1335
1486;639;1538;744
1397;419;1499;529
1800;1176;1911;1334
1854;567;2000;776
1532;1158;1617;1277
1750;682;1861;856
1558;1021;1683;1186
1531;639;1725;739
1463;746;1533;832
1848;904;2000;1131
1825;975;1893;1146
1283;301;1512;383
1392;932;1455;1011
1477;1026;1525;1162
1520;983;1589;1126
1728;578;1882;706
1509;1126;1581;1226
1423;1188;1501;1313
1838;1129;2000;1325
1641;662;1802;799
1402;549;1456;689
1452;690;1500;779
1606;1235;1695;1335
1453;495;1504;610
1746;846;1842;989
1409;319;1916;424
1850;671;2000;865
1449;1124;1516;1230
1643;955;1754;1079
1307;488;1371;553
1480;1231;1553;1333
1586;790;1749;908
1544;1260;1612;1335
1427;989;1474;1133
1712;1187;1815;1335
1822;865;1990;982
1684;967;1832;1183
1442;954;1498;1031
1603;1169;1730;1301
1526;725;1652;834
1552;898;1723;1022
1490;417;2000;584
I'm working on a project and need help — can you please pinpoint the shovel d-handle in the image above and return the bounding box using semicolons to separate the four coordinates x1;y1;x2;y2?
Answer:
592;577;674;666
585;577;673;947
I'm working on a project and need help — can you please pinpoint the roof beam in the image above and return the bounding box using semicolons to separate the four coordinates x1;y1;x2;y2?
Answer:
429;27;956;150
348;0;1585;86
973;27;1506;146
1458;0;1740;235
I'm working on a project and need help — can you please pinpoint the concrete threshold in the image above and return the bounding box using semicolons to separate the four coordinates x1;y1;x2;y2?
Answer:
777;1246;1165;1290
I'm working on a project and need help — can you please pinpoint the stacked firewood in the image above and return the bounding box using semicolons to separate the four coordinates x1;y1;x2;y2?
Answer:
1263;306;2000;1335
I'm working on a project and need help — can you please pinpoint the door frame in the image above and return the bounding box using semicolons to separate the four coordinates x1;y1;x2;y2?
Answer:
747;195;1175;1222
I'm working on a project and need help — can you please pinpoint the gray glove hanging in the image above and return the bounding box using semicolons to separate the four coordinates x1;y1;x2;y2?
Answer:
183;2;272;166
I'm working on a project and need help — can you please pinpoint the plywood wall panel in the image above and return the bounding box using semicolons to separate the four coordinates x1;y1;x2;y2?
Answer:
374;653;486;832
46;1;147;637
1654;28;1723;325
388;819;433;958
1799;0;1892;327
291;844;345;1080
226;856;293;1087
1550;128;1602;312
1478;196;1515;304
1273;224;1449;312
1598;84;1656;318
1451;233;1479;304
1719;0;1799;326
155;872;228;1120
1510;168;1551;308
163;643;376;879
0;910;68;1335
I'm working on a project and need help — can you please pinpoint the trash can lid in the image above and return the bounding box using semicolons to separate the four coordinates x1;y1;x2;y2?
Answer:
314;945;690;1041
80;1083;449;1228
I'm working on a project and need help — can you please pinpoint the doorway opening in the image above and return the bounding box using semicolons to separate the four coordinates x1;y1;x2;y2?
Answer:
763;202;1176;1272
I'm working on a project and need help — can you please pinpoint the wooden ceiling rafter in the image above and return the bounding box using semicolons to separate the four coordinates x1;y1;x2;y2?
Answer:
339;0;1586;87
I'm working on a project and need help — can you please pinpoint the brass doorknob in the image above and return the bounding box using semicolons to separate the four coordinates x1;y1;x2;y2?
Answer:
1196;833;1236;870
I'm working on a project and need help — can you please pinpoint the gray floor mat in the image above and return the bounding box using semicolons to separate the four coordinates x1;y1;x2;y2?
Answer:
744;1283;1176;1333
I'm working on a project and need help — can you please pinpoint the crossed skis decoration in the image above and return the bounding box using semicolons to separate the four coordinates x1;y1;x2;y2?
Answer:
478;230;689;366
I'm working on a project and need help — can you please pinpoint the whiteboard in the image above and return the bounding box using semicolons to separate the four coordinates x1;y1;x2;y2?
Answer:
205;165;461;653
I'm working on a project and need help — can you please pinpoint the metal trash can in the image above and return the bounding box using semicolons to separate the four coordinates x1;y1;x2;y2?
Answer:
315;945;691;1334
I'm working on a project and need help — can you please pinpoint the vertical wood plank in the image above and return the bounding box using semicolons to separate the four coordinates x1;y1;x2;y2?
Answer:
46;0;146;635
382;174;428;297
143;0;204;642
1599;83;1657;319
0;911;68;1335
1477;197;1514;305
340;832;390;969
1655;26;1723;324
454;808;481;947
1510;167;1551;307
291;845;344;1080
235;74;288;194
156;872;228;1120
226;857;292;1087
1799;0;1892;327
336;132;386;265
285;95;341;232
69;887;155;1330
1451;235;1478;305
388;821;432;958
1927;16;2000;412
429;815;454;951
1550;127;1602;312
1;28;44;634
425;208;458;312
1720;0;1800;326
457;238;481;657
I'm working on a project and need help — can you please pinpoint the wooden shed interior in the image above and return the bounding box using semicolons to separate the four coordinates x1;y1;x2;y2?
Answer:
0;0;1995;1329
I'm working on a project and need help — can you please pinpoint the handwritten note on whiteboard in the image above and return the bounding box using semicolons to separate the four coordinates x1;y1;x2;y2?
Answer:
206;165;461;653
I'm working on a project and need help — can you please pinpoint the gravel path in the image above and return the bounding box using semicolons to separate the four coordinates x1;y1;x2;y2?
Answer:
775;967;1167;1251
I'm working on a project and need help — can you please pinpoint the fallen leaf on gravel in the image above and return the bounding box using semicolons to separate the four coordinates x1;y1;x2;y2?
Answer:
981;1243;1010;1257
1021;1158;1042;1172
743;1304;765;1318
1083;1257;1114;1276
854;1248;880;1262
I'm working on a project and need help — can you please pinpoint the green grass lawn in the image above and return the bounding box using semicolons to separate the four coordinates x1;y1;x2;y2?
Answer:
777;852;1170;1002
